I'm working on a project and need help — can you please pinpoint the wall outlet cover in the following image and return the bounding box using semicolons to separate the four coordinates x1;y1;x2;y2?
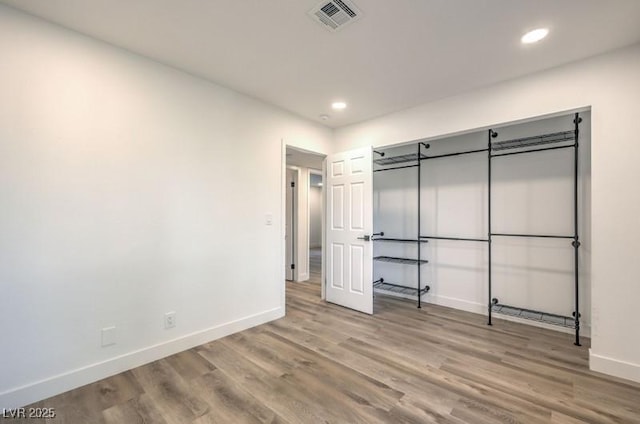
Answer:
164;312;176;329
101;326;116;347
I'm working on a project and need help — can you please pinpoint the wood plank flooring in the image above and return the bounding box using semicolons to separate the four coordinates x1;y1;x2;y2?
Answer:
19;277;640;423
308;247;321;284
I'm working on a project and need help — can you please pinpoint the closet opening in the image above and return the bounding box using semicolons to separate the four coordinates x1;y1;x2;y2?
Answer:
369;110;591;344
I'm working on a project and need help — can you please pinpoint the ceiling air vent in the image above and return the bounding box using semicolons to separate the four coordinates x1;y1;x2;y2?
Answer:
308;0;362;32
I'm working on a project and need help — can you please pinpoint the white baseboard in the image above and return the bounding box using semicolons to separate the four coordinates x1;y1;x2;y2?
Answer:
590;351;640;384
426;293;486;315
0;307;284;409
374;290;485;313
296;272;309;282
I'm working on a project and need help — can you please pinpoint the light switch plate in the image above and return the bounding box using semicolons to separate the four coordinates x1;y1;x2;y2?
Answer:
101;326;116;347
265;213;273;226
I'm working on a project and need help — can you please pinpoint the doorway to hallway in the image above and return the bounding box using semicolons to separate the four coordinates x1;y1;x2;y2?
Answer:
284;146;325;288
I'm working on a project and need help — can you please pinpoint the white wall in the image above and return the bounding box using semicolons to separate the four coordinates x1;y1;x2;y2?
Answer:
0;5;332;408
309;186;322;248
336;43;640;383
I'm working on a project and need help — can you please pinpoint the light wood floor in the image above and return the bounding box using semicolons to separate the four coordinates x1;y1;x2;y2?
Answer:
309;247;321;284
21;279;640;423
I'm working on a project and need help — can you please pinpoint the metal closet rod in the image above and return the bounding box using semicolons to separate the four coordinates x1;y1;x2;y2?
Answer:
490;233;573;239
420;148;489;160
420;235;489;242
374;164;419;172
375;237;430;243
374;153;427;166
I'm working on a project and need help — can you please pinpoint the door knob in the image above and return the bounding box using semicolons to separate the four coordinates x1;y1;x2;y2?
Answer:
357;235;371;241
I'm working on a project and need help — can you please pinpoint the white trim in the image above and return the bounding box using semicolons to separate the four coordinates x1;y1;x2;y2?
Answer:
295;166;308;282
0;307;283;409
425;293;486;315
321;159;327;300
590;351;640;384
281;140;287;312
308;168;323;250
373;292;479;314
285;165;301;281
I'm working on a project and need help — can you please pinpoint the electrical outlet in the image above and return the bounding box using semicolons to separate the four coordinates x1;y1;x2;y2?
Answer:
265;213;273;226
164;312;176;329
101;326;116;347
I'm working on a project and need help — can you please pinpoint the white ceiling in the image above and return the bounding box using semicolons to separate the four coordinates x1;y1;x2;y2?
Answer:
3;0;640;128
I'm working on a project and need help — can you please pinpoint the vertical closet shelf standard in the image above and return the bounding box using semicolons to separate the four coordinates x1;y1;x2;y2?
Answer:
372;143;431;308
487;113;582;346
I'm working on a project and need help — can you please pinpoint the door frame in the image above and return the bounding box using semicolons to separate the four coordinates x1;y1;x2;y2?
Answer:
321;158;327;300
308;167;325;299
285;166;300;281
281;141;327;301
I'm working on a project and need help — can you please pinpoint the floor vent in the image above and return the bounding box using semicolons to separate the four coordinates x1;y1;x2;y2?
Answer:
308;0;362;32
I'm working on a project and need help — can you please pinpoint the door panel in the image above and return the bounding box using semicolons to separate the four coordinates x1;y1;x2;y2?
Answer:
331;160;344;177
325;147;373;314
350;182;364;230
331;184;344;229
350;245;364;294
331;243;344;288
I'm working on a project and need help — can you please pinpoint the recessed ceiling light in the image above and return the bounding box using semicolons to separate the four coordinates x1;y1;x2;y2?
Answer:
521;28;549;44
319;114;330;120
331;101;347;110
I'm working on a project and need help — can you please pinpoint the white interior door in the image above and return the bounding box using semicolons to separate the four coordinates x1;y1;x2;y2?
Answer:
325;147;373;314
